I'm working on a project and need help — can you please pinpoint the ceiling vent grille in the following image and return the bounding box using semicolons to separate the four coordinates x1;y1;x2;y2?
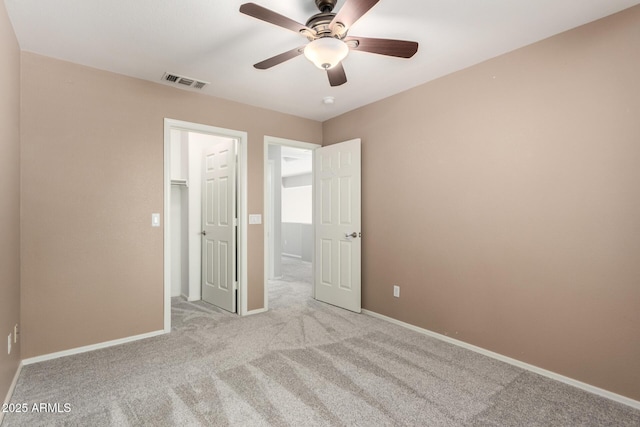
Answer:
162;72;209;90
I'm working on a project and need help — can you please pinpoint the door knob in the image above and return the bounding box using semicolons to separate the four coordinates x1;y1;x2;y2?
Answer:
201;230;206;236
345;232;358;238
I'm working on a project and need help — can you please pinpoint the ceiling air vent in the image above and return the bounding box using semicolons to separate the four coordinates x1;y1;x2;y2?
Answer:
164;73;180;83
162;72;209;90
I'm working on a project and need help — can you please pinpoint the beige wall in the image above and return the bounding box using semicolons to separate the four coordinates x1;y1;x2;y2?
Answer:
20;52;322;358
323;6;640;400
0;0;21;402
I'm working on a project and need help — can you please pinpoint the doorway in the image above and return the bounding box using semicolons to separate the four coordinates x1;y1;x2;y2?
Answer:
163;119;248;332
263;136;320;310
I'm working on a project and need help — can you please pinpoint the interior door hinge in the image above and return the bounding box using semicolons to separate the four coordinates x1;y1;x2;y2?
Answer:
234;218;238;226
233;281;238;290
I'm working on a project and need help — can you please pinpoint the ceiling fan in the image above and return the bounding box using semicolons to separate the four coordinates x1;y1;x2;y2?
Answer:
239;0;419;87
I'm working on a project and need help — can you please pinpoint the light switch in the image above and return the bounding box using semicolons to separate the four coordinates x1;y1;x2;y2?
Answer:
249;214;262;225
152;213;161;227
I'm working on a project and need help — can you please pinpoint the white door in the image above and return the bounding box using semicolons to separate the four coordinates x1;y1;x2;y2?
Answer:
314;139;361;313
201;139;237;312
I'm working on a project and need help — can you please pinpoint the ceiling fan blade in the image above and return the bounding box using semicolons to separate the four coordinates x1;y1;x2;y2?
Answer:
345;36;418;58
254;47;305;70
330;0;380;30
327;63;347;87
240;3;315;35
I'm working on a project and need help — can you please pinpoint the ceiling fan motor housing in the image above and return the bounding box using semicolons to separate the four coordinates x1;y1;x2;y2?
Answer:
315;0;337;13
308;0;348;39
305;12;336;37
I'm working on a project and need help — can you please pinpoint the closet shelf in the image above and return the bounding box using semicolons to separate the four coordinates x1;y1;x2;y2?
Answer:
171;179;188;187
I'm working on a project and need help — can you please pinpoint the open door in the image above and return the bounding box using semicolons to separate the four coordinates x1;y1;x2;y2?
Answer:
314;139;361;313
201;139;237;313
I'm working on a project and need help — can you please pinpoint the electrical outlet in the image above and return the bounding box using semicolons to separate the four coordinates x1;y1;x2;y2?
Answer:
393;285;400;298
14;324;18;343
7;333;11;354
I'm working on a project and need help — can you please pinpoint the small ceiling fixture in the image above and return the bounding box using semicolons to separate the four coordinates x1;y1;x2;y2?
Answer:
304;37;349;70
322;96;335;105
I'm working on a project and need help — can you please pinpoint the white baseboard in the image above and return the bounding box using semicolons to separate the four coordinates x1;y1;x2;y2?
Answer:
362;309;640;410
180;293;199;302
244;307;267;316
282;253;302;259
1;360;23;425
22;330;167;366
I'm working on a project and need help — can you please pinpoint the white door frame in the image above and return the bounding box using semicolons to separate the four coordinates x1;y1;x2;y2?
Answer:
263;136;320;312
164;118;249;332
267;160;275;280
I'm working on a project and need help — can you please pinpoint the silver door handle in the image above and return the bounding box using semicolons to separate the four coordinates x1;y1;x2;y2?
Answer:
201;230;206;236
345;232;358;238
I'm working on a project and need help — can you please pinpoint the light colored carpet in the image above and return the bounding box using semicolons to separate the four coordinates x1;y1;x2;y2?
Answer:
3;257;639;426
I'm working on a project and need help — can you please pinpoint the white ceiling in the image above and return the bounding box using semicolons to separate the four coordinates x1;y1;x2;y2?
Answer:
5;0;639;121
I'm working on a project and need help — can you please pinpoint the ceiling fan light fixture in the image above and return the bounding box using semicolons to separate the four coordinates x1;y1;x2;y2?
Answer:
304;37;349;70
